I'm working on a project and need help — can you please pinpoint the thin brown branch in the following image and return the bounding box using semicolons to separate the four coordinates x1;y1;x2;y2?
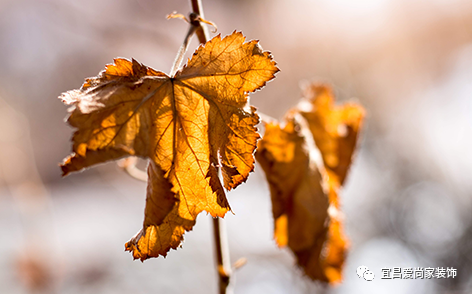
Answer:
190;0;209;44
187;1;234;292
212;217;233;294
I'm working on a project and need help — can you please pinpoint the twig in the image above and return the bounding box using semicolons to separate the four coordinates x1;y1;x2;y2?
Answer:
232;257;247;270
212;217;233;294
186;1;235;293
189;0;210;45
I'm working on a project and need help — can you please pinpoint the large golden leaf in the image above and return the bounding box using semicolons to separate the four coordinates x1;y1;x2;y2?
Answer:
256;83;364;283
60;32;278;260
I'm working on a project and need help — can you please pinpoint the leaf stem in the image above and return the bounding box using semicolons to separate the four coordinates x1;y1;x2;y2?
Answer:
169;25;197;77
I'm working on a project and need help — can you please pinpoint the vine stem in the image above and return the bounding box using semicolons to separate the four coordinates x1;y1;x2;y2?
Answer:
124;1;274;292
186;1;234;293
212;216;233;294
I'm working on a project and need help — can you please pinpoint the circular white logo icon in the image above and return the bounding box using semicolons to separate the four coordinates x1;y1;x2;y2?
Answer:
357;265;375;281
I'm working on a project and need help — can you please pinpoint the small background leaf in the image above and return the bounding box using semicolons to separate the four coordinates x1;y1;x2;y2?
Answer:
256;83;364;283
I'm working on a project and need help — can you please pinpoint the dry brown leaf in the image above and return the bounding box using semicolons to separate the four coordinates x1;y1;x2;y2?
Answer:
256;83;364;283
256;116;333;283
60;31;278;260
298;84;364;203
297;83;364;282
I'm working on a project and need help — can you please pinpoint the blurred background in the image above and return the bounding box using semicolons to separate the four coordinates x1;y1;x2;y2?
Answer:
0;0;471;293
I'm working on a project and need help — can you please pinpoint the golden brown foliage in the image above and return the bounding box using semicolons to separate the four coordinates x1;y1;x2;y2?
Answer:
60;32;278;260
256;83;364;283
